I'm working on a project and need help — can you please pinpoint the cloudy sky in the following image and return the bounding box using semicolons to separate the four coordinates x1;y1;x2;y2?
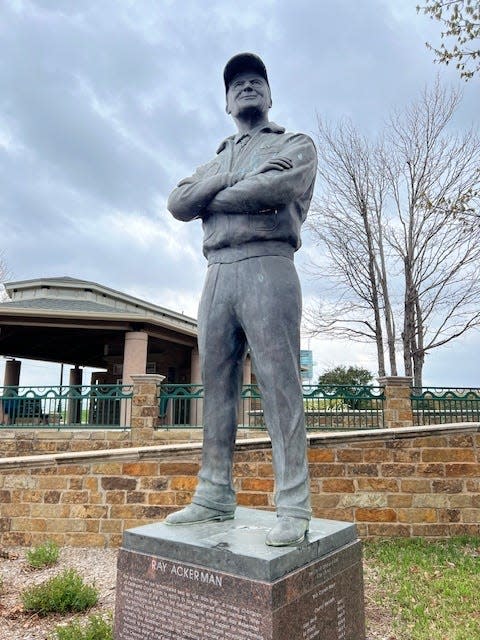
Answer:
0;0;478;387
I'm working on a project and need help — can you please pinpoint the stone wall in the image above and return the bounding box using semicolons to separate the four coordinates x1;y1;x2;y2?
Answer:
0;428;264;457
0;429;132;457
0;423;479;547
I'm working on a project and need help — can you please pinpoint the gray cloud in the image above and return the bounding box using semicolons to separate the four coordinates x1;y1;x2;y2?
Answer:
0;0;478;385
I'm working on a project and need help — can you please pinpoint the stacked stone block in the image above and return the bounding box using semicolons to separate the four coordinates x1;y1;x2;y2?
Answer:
378;376;413;429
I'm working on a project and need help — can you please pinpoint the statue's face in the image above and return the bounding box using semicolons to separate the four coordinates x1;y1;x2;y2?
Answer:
226;71;271;118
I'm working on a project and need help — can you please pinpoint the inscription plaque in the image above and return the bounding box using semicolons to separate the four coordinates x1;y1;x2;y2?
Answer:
114;508;365;640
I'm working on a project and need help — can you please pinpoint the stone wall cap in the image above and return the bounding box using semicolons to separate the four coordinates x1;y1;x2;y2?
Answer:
307;422;480;445
377;376;413;386
131;374;166;383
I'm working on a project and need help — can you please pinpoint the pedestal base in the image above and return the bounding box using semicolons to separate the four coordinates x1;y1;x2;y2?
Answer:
114;507;365;640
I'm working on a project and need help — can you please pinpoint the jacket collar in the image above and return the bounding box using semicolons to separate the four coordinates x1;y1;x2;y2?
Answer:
216;122;285;154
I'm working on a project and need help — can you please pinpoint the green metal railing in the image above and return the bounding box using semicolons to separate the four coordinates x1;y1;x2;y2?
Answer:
4;382;478;432
303;384;385;430
158;383;385;431
411;388;480;425
0;385;133;429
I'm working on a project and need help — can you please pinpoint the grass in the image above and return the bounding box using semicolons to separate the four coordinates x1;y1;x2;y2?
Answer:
364;536;480;640
52;613;113;640
26;540;60;569
21;569;99;616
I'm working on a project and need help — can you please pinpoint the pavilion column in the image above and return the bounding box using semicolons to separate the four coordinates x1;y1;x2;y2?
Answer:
1;359;21;425
190;345;202;426
243;354;252;385
67;366;82;425
239;354;252;427
3;359;21;387
122;331;148;426
122;332;148;384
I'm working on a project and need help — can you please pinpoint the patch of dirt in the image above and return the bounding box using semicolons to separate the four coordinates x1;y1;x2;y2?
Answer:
0;547;117;640
0;547;395;639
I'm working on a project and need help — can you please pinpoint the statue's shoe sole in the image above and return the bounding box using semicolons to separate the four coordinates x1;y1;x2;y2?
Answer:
164;513;235;526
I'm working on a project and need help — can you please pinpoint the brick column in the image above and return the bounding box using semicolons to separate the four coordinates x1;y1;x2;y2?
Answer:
378;376;413;429
130;374;165;445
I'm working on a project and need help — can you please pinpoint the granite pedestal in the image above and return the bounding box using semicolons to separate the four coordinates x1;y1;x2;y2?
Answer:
114;507;365;640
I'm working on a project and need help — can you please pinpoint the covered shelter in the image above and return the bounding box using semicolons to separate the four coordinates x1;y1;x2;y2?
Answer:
0;277;200;388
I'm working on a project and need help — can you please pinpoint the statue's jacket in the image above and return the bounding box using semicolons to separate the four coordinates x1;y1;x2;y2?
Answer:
167;122;317;265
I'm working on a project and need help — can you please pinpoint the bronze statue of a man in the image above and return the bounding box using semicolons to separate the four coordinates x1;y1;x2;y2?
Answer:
166;53;317;546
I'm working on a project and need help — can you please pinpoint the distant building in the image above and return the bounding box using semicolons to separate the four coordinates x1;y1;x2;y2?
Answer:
0;276;200;388
300;350;313;381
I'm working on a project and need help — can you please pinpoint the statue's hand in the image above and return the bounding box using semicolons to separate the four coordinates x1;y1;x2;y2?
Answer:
252;156;293;175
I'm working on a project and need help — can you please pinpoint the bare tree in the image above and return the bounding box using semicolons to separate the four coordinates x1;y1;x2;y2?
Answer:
384;82;480;387
417;0;480;80
0;251;10;301
306;120;398;377
307;83;480;387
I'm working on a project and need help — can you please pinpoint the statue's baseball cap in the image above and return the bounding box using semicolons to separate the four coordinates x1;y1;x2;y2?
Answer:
223;53;269;92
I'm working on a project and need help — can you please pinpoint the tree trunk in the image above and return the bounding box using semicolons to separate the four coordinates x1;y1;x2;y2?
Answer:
412;291;425;388
376;219;397;375
363;212;386;377
402;257;415;378
412;350;424;389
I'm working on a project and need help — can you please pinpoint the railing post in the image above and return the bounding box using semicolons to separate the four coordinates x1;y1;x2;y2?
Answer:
377;376;413;429
130;374;165;445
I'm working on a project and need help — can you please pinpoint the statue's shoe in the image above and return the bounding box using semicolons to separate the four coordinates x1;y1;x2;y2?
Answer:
164;503;235;525
265;516;309;546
